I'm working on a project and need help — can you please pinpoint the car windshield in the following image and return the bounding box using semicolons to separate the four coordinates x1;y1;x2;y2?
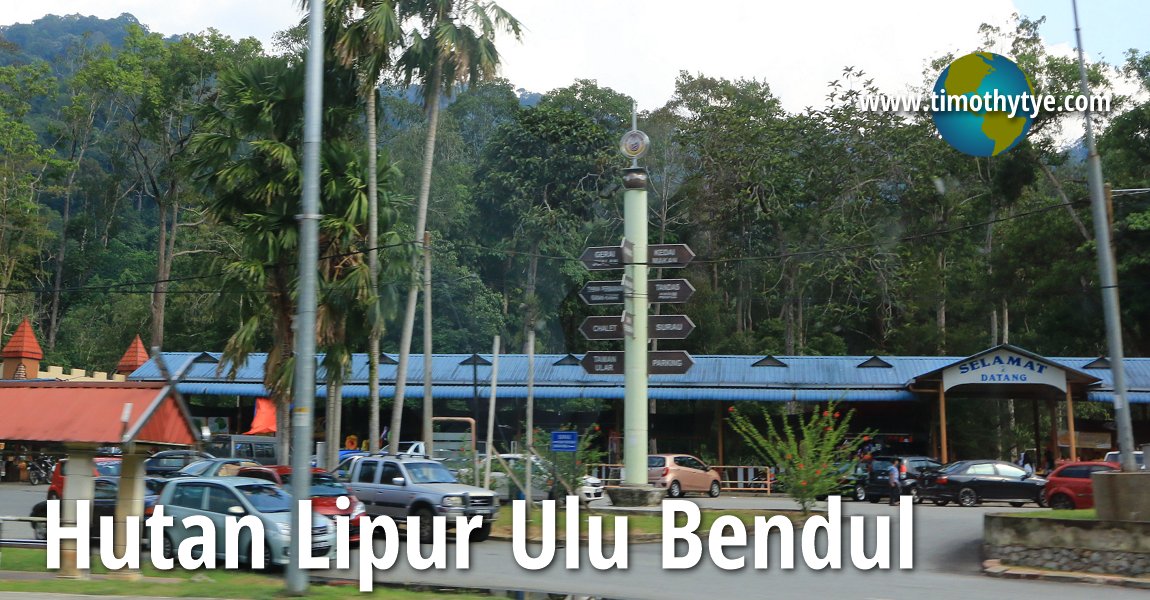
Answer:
95;462;122;476
237;484;292;513
281;473;349;497
405;462;457;484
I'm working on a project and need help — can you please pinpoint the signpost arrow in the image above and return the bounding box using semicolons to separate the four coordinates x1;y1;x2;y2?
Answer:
580;244;695;270
648;350;694;375
648;314;695;339
648;244;695;268
579;316;623;341
579;246;625;270
579;314;695;340
581;350;695;375
648;278;695;303
579;279;696;305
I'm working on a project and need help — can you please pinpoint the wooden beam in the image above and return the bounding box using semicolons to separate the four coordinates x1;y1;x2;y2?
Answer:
1066;386;1077;461
938;386;948;463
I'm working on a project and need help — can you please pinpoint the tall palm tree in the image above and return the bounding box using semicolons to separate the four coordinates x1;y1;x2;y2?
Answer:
188;56;369;461
387;0;522;454
323;0;403;453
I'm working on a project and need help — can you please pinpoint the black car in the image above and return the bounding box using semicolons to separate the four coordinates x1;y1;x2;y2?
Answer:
144;450;214;477
29;476;166;540
816;463;869;501
864;455;942;504
919;459;1047;507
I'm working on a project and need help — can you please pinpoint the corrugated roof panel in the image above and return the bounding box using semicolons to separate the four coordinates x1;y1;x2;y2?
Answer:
136;352;1150;401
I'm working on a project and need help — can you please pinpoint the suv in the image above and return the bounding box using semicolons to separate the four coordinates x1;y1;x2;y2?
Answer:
47;457;123;500
340;455;498;542
863;455;941;504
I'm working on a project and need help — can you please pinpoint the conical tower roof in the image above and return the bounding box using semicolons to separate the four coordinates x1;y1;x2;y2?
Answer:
2;319;43;360
116;335;150;374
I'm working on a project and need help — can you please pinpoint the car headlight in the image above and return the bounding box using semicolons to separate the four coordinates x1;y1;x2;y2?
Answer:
442;496;465;507
276;522;291;536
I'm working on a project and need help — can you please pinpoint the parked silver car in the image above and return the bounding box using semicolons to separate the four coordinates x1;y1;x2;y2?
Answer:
155;477;335;567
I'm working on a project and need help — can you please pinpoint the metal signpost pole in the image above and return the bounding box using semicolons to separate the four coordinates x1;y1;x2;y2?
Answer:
1072;0;1136;471
286;0;323;593
620;109;650;486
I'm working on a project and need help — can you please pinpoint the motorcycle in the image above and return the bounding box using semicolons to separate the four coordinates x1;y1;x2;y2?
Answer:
27;456;55;486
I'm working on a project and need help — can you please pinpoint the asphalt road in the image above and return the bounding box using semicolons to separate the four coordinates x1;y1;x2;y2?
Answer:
0;482;48;539
1;485;1142;599
315;496;1145;600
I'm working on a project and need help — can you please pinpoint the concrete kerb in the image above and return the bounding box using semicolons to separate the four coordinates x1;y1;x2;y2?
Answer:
982;559;1150;590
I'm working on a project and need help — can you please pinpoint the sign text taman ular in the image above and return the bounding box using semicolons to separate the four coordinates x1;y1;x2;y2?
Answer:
580;350;694;375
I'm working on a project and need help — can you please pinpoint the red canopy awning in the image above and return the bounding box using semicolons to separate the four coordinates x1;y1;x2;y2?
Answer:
0;382;198;446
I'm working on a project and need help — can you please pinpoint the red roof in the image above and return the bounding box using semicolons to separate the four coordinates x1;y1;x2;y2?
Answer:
0;382;197;446
116;335;150;374
2;319;43;360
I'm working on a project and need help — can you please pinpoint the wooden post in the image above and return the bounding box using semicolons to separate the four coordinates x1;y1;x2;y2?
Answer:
1066;386;1077;461
938;386;948;463
1047;398;1060;466
716;402;725;467
1033;399;1042;472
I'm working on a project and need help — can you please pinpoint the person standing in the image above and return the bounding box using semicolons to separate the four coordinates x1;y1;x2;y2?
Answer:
889;458;902;505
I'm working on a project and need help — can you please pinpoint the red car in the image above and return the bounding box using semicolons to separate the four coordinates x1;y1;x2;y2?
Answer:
48;457;123;500
237;465;366;541
1043;461;1119;510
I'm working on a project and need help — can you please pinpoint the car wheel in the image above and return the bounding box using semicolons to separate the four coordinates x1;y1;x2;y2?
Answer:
1035;491;1049;508
668;480;683;498
1048;493;1074;510
415;507;435;542
708;480;721;498
471;521;492;542
933;499;949;506
162;534;176;560
854;485;866;502
958;487;978;507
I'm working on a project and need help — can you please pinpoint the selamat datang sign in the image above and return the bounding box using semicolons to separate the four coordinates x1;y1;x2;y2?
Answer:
942;349;1067;392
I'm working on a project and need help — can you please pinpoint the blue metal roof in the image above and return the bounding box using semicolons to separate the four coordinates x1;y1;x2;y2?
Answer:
133;351;1150;403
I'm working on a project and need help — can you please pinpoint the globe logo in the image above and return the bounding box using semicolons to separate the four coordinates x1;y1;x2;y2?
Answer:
931;52;1035;157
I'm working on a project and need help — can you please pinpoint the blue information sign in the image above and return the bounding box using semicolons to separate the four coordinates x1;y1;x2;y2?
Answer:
550;431;579;453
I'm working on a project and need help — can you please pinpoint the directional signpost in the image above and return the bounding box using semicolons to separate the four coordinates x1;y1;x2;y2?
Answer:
580;350;694;375
579;279;695;305
579;314;695;341
579;243;696;270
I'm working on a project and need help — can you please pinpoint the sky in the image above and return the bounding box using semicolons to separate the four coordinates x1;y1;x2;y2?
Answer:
1;0;1146;116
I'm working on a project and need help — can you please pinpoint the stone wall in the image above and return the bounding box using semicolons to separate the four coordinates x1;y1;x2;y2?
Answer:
984;514;1150;576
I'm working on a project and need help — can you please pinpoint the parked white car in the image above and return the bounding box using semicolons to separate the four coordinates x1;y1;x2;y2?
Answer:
491;454;604;502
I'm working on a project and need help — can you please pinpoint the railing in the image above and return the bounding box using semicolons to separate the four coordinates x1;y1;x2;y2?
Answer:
587;463;777;494
0;515;47;547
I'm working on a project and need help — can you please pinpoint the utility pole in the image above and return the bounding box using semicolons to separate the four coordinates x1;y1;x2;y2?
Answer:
422;231;433;455
286;0;322;592
524;329;535;514
1072;0;1137;472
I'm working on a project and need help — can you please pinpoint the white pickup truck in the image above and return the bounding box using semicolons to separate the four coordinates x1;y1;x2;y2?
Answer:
339;454;499;541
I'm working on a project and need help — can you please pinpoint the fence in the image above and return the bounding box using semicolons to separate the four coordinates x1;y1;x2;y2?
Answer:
587;463;777;493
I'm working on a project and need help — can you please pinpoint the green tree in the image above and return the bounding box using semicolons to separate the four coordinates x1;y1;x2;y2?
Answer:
728;402;866;514
188;55;386;460
324;0;404;455
388;0;522;453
